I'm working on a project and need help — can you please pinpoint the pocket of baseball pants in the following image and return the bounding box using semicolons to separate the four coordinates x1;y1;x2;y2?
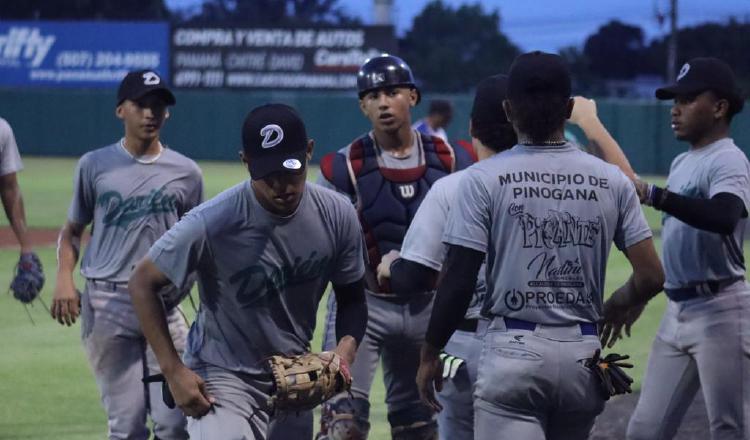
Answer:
475;344;546;411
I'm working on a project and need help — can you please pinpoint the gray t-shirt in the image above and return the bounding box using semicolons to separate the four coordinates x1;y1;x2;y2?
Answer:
400;170;487;319
0;118;24;176
68;141;203;282
147;182;366;375
444;143;652;324
661;138;750;289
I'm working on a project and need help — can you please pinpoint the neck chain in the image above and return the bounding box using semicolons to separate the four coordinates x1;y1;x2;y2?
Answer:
518;135;566;147
120;138;163;164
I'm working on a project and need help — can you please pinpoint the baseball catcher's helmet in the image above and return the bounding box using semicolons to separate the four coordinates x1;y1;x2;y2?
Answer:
357;54;420;103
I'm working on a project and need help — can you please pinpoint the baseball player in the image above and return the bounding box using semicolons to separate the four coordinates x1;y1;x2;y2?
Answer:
128;103;368;439
376;74;516;440
0;117;45;304
625;58;750;440
51;70;203;440
416;51;665;440
316;54;473;439
412;100;453;142
379;80;639;439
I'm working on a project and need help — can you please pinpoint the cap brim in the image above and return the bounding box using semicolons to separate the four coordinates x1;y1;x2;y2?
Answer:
249;149;307;181
655;83;706;100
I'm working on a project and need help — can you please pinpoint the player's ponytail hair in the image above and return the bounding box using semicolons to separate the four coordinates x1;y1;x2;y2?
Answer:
510;92;569;144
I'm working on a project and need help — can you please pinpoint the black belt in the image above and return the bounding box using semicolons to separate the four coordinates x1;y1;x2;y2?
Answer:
87;279;128;292
665;276;743;302
504;317;598;336
456;318;478;332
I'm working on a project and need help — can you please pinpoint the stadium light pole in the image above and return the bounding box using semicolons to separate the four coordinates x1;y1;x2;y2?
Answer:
666;0;678;80
373;0;393;25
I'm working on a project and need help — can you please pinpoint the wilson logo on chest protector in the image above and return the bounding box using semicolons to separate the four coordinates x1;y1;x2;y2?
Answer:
398;184;415;199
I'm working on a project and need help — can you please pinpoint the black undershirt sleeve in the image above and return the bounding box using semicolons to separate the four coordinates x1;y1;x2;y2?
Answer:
389;258;439;292
332;277;368;346
654;190;745;235
424;245;485;349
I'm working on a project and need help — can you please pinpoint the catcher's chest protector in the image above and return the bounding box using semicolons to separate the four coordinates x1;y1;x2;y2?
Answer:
321;133;455;282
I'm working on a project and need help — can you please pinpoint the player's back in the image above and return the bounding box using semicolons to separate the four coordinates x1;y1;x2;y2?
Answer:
448;142;648;324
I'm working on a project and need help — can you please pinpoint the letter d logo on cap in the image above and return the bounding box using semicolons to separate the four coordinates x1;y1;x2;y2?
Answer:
142;71;161;85
260;124;284;149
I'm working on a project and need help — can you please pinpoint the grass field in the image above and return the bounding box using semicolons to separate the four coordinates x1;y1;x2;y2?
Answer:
0;157;705;439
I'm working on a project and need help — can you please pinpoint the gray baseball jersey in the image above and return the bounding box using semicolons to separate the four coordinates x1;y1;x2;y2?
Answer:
0;117;24;176
400;170;486;319
444;143;652;324
661;137;750;289
68;141;203;283
147;181;365;375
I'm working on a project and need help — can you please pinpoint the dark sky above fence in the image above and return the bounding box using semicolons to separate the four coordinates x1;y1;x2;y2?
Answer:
164;0;750;53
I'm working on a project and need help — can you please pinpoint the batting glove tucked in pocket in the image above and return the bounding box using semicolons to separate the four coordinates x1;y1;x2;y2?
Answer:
439;352;465;380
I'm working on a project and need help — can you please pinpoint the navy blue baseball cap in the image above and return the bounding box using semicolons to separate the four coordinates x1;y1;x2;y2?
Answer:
242;104;309;180
117;70;175;106
507;51;571;101
656;57;744;113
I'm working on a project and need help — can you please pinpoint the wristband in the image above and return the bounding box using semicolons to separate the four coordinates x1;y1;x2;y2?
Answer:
647;185;668;210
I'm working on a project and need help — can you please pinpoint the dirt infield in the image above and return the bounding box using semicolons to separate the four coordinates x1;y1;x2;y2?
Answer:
0;227;91;249
591;390;709;439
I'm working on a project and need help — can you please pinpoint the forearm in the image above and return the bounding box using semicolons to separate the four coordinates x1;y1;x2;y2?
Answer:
129;262;183;375
56;225;82;283
424;245;483;350
613;273;661;306
0;180;31;252
334;278;367;345
333;278;367;365
578;118;636;181
389;258;438;292
645;188;742;234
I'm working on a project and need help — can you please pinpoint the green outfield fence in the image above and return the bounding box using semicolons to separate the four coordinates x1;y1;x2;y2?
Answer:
0;88;748;174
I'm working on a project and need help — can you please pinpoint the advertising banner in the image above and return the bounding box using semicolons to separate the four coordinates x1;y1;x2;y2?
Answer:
0;21;169;87
171;25;397;89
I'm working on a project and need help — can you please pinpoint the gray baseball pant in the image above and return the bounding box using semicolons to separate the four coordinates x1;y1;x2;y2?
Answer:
187;361;274;440
473;317;605;440
436;320;488;440
627;284;750;440
322;291;437;438
81;282;189;440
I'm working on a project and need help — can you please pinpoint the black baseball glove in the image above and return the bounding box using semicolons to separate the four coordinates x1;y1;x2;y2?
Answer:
585;349;634;400
10;252;45;304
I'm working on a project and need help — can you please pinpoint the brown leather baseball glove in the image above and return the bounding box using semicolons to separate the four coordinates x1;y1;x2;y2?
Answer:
267;351;351;413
